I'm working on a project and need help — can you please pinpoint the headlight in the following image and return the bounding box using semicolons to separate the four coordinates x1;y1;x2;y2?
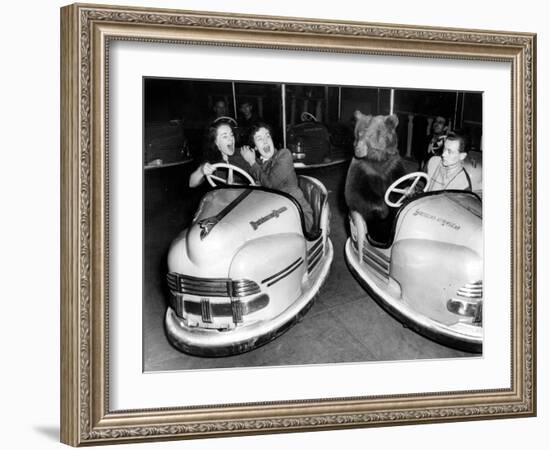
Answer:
447;280;483;325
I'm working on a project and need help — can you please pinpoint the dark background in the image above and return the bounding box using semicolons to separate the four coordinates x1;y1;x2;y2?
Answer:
144;78;482;167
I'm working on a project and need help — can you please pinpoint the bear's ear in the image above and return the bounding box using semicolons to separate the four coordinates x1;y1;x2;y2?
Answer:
354;110;372;121
385;114;399;129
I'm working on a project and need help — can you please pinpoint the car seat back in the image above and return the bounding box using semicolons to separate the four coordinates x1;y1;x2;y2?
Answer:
288;123;331;164
463;151;482;196
298;175;327;235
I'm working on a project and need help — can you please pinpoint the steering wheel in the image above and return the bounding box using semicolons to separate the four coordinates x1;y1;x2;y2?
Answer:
384;172;430;208
300;112;318;122
206;163;255;187
213;116;238;127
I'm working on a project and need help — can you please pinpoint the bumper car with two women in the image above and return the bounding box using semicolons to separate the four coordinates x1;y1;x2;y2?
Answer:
345;137;483;353
165;123;333;356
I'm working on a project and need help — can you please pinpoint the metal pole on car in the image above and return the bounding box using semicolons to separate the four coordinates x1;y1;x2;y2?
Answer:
282;83;287;149
232;82;237;119
453;90;459;130
338;86;342;121
460;92;465;129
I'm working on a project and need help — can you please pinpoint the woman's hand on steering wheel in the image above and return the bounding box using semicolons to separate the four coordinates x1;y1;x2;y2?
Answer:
201;162;215;176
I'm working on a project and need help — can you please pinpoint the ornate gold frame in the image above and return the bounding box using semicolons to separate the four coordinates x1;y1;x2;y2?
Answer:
60;3;536;446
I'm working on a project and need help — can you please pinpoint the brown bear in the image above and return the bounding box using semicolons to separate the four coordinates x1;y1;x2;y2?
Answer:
344;111;406;244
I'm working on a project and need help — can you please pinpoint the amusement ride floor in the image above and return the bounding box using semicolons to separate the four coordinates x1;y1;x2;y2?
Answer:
143;161;473;372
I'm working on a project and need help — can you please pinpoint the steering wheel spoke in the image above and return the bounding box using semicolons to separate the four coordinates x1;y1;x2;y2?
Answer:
397;193;408;204
209;174;226;183
410;177;421;190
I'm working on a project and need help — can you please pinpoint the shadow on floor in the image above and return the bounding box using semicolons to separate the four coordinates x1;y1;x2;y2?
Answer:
33;425;59;442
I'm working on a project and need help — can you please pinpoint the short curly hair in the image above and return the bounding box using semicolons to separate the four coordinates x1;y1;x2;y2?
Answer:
444;131;467;153
248;122;274;147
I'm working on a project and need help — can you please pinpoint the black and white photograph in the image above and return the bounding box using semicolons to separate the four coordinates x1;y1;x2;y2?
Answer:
2;0;545;447
42;0;542;447
143;78;483;371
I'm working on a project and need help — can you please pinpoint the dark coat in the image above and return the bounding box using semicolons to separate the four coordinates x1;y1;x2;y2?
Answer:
249;148;314;231
345;154;406;244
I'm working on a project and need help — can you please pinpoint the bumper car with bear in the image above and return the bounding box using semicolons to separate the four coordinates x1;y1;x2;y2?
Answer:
345;171;483;352
344;111;483;353
165;163;333;356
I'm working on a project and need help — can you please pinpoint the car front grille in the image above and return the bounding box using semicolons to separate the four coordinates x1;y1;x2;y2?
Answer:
179;295;269;320
351;236;390;281
167;272;261;298
456;280;483;299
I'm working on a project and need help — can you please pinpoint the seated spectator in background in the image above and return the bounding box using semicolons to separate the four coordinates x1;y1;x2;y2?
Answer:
421;115;448;168
209;98;230;123
238;101;259;126
237;100;261;145
189;122;251;188
240;123;314;231
425;132;472;192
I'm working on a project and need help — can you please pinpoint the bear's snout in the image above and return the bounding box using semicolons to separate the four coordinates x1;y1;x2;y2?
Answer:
354;139;368;158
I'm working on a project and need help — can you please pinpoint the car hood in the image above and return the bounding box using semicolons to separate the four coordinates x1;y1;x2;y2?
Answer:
168;188;303;277
395;192;482;255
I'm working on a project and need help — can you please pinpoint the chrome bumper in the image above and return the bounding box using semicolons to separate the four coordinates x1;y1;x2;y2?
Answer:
345;239;482;353
165;239;333;356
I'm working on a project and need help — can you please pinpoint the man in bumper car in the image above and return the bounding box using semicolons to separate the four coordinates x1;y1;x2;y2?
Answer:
425;132;472;192
423;115;448;163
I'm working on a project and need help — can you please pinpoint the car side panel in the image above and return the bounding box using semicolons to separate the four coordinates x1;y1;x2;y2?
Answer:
230;233;306;321
391;239;482;325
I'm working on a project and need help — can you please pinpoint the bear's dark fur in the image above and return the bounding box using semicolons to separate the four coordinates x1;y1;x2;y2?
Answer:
344;112;406;244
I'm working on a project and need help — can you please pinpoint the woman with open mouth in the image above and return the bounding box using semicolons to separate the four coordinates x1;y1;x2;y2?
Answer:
241;123;314;231
189;121;252;188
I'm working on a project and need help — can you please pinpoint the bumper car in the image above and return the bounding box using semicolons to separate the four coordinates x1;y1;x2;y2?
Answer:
144;119;189;167
165;163;333;356
288;112;352;168
345;172;483;352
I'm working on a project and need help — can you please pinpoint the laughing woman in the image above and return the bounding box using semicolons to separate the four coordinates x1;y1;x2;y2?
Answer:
189;121;251;188
240;123;314;231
